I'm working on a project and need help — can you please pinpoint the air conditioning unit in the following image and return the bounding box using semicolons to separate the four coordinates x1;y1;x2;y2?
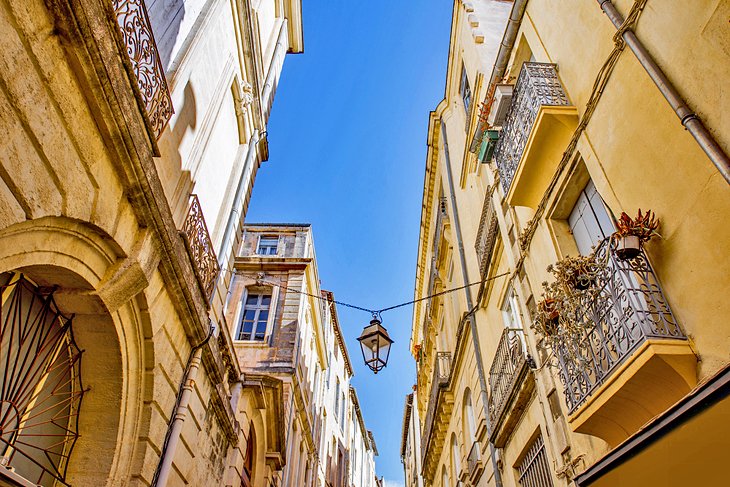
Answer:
487;84;514;127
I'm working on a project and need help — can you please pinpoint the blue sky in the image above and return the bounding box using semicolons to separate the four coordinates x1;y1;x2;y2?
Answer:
246;1;452;483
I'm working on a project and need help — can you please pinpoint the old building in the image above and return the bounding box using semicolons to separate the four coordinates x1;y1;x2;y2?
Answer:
0;0;303;486
408;0;729;487
225;224;380;487
400;391;424;487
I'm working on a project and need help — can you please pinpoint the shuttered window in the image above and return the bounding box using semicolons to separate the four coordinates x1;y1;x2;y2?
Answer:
568;180;614;255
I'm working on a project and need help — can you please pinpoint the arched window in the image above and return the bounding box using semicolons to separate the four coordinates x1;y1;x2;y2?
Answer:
242;423;256;487
463;388;476;445
0;273;84;485
451;433;461;480
441;465;449;487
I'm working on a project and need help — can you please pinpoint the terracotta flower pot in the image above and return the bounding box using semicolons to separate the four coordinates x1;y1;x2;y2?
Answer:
615;235;641;260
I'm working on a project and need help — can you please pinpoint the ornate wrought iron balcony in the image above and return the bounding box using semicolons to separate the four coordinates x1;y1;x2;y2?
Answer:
488;329;533;434
420;351;452;463
556;240;686;414
113;0;173;139
493;63;570;193
181;194;220;300
475;186;498;278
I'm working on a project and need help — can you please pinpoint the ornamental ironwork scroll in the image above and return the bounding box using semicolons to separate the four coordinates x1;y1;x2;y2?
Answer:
493;63;570;193
0;274;84;486
555;240;684;413
182;194;220;300
113;0;173;139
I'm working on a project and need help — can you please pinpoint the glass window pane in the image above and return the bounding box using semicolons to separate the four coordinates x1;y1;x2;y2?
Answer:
246;294;259;306
261;295;271;306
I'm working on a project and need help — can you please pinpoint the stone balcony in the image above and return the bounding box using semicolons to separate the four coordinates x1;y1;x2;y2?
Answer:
557;240;696;447
488;329;535;447
493;63;577;208
113;0;173;140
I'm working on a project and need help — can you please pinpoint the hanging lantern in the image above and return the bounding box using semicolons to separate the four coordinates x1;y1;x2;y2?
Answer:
357;314;393;374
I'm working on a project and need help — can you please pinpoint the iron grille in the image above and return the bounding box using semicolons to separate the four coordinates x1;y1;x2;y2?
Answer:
181;194;221;300
475;186;498;278
420;351;451;464
488;329;528;425
113;0;174;138
517;433;553;487
0;274;84;486
493;63;570;193
556;239;684;413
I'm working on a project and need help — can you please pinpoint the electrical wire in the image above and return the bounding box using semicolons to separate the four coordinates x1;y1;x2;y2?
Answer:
237;271;510;319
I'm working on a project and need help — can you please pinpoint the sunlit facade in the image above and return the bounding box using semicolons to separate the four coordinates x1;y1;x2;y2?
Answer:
408;0;729;486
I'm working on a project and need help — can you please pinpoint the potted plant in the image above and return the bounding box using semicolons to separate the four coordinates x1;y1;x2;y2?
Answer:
614;209;660;260
548;254;600;291
535;297;560;336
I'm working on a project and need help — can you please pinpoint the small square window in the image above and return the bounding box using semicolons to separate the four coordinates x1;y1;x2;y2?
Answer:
257;237;279;255
237;292;271;341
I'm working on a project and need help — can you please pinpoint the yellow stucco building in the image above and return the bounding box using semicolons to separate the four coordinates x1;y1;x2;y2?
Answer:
406;1;730;486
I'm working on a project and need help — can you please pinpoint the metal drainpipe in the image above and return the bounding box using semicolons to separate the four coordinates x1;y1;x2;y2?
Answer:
440;121;503;487
597;0;730;184
152;326;214;486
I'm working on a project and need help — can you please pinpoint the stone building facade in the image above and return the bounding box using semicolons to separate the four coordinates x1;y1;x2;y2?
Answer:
225;224;380;487
407;1;729;487
0;0;304;486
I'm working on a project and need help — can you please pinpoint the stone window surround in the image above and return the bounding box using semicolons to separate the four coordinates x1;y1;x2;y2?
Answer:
233;285;280;343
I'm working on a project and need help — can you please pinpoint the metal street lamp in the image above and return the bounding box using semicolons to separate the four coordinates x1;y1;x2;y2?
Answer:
357;314;393;374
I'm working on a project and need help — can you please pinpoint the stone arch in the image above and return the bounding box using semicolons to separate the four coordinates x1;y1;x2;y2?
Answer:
0;216;154;486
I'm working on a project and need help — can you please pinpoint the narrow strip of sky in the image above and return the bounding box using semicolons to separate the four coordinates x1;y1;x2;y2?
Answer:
247;1;452;484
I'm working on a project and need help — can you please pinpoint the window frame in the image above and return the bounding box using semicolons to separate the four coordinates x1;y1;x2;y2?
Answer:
459;62;472;116
256;235;280;256
234;286;277;342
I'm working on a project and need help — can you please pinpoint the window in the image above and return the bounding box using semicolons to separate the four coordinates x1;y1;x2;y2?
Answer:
463;388;476;445
339;392;346;425
451;433;461;479
257;236;279;255
568;180;614;255
237;292;271;341
460;63;472;116
516;433;554;487
334;378;340;419
502;287;524;331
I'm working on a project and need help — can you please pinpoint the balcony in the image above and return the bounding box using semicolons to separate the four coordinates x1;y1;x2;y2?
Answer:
474;186;498;278
466;441;485;484
421;352;452;469
113;0;173;139
557;240;696;446
181;195;220;300
488;329;535;447
493;63;577;208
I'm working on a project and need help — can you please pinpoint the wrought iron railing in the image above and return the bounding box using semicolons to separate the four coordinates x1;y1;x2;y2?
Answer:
420;351;451;462
475;186;498;278
467;441;483;482
493;63;570;192
556;240;684;413
113;0;173;138
488;328;528;425
181;195;220;300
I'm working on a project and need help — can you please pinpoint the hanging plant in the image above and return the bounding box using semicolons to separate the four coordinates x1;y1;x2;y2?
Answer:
532;250;608;366
547;254;602;292
613;209;660;260
535;297;560;336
